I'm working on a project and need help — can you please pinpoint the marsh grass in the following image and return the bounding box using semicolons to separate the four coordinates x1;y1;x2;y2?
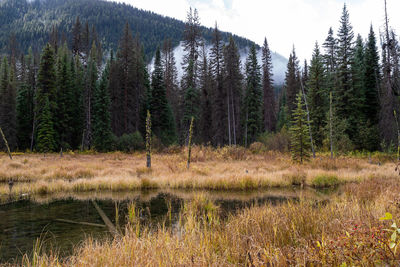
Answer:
20;177;400;266
0;149;395;196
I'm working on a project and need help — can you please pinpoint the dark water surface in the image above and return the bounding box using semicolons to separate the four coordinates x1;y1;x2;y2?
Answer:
0;188;327;263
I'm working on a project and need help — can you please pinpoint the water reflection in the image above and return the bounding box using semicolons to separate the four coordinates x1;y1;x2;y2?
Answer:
0;188;328;263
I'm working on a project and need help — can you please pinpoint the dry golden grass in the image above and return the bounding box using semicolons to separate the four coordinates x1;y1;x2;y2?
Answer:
0;148;396;196
18;176;400;266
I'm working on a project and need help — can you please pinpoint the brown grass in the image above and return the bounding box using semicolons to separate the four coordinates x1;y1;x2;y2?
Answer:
0;148;396;196
18;176;400;266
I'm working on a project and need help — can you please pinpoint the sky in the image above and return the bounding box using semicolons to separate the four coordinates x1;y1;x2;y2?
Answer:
108;0;400;62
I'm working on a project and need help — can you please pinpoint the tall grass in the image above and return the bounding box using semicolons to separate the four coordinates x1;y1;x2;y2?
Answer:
21;177;400;266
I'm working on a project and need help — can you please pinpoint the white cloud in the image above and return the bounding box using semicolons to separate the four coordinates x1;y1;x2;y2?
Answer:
108;0;400;62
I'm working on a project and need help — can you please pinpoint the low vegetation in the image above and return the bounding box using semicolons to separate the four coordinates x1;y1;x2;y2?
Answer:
19;176;400;266
0;147;394;196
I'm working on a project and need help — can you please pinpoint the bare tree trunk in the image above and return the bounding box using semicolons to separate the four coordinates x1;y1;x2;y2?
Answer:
0;127;12;160
245;111;248;147
187;117;194;169
300;81;316;159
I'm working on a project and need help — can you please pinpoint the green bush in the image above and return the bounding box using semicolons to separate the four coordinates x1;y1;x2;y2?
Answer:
311;175;340;188
257;128;290;152
114;132;144;152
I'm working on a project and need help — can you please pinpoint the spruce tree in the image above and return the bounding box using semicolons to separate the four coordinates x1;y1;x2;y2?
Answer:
290;92;311;163
36;43;57;152
151;47;177;146
243;44;262;146
92;62;113;152
261;37;276;132
285;47;301;115
36;96;56;152
210;23;226;146
335;4;355;141
223;36;243;145
307;43;327;147
0;57;17;150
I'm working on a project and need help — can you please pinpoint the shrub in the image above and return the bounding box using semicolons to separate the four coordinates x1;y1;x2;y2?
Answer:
257;128;290;152
115;132;144;152
249;142;264;154
312;174;340;188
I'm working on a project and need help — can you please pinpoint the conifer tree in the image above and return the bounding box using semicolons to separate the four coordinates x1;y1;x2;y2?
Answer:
223;36;242;145
151;47;177;145
16;48;35;150
290;92;311;163
0;57;17;150
92;61;113;152
261;37;276;133
307;43;327;147
36;96;56;152
335;4;355;141
36;43;57;152
361;25;380;150
243;44;262;146
198;45;213;144
82;42;98;150
285;47;301;115
210;23;226;146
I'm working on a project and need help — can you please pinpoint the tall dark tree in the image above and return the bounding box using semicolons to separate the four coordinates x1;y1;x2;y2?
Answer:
335;4;355;139
223;36;243;145
261;37;276;132
35;43;57;152
150;47;177;145
0;57;17;150
210;23;226;146
92;61;113;152
307;43;326;147
285;47;301;115
243;44;262;146
198;45;213;144
72;16;82;56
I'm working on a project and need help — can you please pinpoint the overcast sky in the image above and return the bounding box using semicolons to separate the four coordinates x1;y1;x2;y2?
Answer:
108;0;400;62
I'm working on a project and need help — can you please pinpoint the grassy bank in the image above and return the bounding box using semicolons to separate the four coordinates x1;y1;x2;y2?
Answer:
20;176;400;266
0;147;395;195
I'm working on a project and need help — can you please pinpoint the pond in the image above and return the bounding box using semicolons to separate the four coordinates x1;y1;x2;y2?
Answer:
0;188;332;263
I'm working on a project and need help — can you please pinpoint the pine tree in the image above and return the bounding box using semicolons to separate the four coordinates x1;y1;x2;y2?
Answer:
151;47;177;145
0;57;17;150
361;25;380;151
285;47;301;115
290;92;311;163
223;36;243;145
92;61;113;152
198;45;213;144
36;96;56;152
243;44;262;146
35;43;57;152
335;4;355;141
351;34;367;148
16;48;35;150
210;23;226;146
307;42;327;147
261;37;276;132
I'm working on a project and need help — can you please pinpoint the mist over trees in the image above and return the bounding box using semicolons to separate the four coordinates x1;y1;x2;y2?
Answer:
0;1;399;154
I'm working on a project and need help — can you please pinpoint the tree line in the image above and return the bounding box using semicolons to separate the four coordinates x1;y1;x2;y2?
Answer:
0;4;399;154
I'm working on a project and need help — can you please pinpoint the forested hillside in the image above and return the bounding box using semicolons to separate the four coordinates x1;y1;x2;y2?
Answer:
0;0;256;59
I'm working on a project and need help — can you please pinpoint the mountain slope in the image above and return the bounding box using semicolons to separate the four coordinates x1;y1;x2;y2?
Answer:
0;0;288;83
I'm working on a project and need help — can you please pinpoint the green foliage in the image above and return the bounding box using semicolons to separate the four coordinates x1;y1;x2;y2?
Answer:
311;175;340;188
150;47;177;146
243;44;263;146
257;128;290;152
114;132;144;152
290;92;311;163
92;62;113;152
36;96;56;152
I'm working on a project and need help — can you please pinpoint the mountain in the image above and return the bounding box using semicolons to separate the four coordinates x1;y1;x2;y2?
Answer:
0;0;288;84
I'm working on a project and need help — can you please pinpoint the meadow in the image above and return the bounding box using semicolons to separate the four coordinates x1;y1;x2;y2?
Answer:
1;147;399;266
0;146;394;197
